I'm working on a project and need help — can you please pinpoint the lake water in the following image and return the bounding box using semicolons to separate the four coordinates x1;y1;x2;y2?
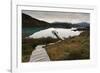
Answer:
22;27;47;37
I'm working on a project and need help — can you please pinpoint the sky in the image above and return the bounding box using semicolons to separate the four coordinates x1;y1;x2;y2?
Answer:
22;10;90;23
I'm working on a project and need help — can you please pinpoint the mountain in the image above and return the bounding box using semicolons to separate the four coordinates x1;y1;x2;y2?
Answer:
22;13;73;28
72;22;90;31
22;13;90;29
73;22;90;28
50;22;90;28
22;13;50;27
50;22;73;28
77;22;89;27
28;28;82;39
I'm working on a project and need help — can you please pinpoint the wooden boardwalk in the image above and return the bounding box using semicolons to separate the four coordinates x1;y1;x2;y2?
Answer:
29;45;50;62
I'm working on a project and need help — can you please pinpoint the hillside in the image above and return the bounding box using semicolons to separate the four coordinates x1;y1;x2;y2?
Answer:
45;31;90;60
22;30;90;62
22;13;49;27
22;13;90;28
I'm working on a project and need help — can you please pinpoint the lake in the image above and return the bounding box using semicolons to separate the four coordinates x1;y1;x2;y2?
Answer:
22;27;47;38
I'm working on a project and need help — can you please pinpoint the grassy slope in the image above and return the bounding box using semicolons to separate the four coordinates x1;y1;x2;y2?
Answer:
22;38;59;62
45;31;90;61
22;31;90;62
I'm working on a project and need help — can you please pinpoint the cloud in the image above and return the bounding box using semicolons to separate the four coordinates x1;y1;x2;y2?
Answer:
22;10;90;23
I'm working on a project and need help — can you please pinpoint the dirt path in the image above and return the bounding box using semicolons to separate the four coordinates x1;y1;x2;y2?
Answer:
29;45;50;62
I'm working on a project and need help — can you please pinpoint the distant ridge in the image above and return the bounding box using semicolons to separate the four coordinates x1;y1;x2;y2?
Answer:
73;22;90;28
22;13;90;28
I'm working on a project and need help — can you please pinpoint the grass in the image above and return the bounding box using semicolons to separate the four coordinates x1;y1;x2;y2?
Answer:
22;30;90;62
22;37;59;62
45;31;90;61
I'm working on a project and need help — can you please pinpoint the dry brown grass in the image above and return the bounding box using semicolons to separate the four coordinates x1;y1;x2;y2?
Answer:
45;31;90;61
22;31;90;62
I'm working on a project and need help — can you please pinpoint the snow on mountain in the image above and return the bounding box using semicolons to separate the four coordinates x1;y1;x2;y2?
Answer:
28;28;82;39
